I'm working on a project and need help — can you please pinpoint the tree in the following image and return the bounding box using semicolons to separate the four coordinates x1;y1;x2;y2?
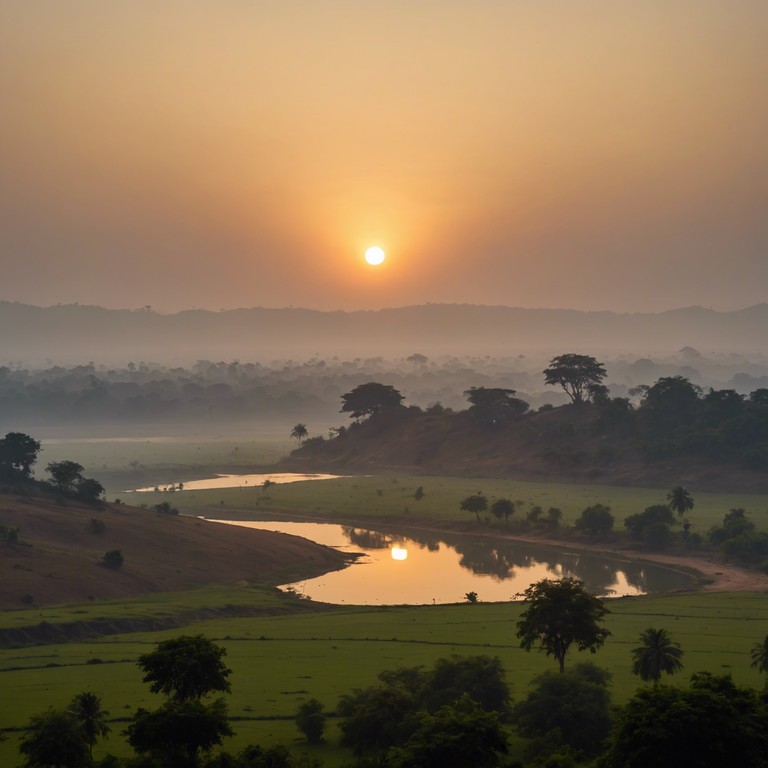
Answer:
513;663;613;759
463;387;529;426
598;675;768;768
667;486;694;517
516;578;611;673
340;382;404;420
126;698;232;767
639;376;701;431
490;498;515;528
0;432;41;480
573;503;614;538
750;635;768;689
18;709;90;768
460;493;488;521
138;635;232;702
100;549;124;570
630;628;684;683
388;695;509;768
290;423;308;446
295;698;326;743
543;354;607;405
77;478;105;503
46;460;84;492
68;691;110;759
421;655;511;715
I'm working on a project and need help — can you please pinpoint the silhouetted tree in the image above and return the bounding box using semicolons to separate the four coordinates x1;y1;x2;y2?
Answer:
750;635;768;689
490;498;515;528
464;387;529;426
68;691;110;759
18;709;90;768
340;382;404;420
573;504;614;538
295;698;326;743
667;486;694;517
630;628;684;683
543;354;607;405
460;493;488;522
517;578;611;673
0;432;41;480
290;423;308;446
46;460;84;492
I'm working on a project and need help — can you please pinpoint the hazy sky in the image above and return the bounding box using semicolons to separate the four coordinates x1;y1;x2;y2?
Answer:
1;1;766;313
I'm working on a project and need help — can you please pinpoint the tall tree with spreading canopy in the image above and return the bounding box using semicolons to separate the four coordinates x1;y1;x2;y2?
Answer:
463;387;529;426
0;432;41;480
667;486;694;517
543;354;607;405
630;628;684;683
490;498;515;528
137;635;232;702
340;382;404;420
516;578;611;673
18;709;90;768
460;493;488;522
45;460;84;492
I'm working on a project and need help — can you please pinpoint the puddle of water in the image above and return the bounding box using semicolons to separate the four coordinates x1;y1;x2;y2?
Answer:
128;472;343;493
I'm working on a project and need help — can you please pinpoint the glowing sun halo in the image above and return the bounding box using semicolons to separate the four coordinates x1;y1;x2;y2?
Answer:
364;246;386;266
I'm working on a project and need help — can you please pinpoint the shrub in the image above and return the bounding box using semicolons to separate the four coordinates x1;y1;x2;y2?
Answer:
101;550;124;570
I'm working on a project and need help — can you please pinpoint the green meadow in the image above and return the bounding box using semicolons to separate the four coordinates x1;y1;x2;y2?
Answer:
2;591;767;766
2;435;764;766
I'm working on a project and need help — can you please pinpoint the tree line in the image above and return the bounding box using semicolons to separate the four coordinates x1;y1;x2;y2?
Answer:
13;579;768;767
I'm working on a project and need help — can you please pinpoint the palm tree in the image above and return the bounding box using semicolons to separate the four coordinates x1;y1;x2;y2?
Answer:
667;486;694;518
631;627;684;683
290;423;308;446
750;635;768;689
69;691;110;758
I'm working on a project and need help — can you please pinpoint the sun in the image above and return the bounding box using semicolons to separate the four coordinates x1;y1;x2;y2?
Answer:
364;246;386;266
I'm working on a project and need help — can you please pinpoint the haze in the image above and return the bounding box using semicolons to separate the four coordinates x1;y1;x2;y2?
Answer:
1;1;767;313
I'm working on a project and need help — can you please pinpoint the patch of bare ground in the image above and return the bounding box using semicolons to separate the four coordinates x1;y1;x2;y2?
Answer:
0;493;351;610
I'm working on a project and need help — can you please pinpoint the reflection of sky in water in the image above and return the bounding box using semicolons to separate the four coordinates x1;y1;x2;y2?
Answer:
129;473;342;493
208;519;695;606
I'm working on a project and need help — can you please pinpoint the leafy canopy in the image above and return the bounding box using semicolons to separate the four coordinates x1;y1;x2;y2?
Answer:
543;354;607;404
516;578;611;673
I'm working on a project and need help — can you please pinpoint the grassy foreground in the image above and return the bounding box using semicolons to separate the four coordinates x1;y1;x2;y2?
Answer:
1;590;767;766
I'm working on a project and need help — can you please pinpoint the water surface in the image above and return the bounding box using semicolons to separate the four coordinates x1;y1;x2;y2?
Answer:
210;519;696;605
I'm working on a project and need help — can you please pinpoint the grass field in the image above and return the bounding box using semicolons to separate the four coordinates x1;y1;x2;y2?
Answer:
2;591;767;766
3;435;764;765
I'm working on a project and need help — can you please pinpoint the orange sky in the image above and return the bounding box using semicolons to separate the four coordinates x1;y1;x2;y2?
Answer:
1;1;766;313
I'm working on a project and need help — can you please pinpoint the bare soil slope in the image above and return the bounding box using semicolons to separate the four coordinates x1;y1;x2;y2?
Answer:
0;492;349;608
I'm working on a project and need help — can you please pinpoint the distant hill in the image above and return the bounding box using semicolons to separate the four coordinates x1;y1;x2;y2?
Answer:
2;301;766;364
0;491;348;611
282;405;768;494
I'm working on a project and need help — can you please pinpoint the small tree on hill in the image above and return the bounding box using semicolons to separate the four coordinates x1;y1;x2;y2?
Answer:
340;382;404;420
46;460;84;492
290;423;308;446
667;486;694;517
101;549;124;570
0;432;41;480
543;354;607;405
516;578;611;673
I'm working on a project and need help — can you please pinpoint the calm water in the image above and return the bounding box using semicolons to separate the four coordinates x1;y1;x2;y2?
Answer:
209;519;697;605
129;472;343;493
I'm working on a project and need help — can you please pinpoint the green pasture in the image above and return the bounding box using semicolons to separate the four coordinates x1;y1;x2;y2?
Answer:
133;474;768;535
2;591;767;767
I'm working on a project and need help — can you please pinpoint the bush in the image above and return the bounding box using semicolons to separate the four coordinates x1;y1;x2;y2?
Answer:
295;698;326;744
101;550;124;570
573;504;614;538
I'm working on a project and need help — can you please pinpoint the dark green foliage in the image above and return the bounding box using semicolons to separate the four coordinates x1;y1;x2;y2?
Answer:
463;387;529;426
624;504;676;549
295;698;326;744
543;354;607;405
490;498;515;527
413;486;424;501
388;695;509;768
340;382;404;420
517;578;611;673
460;493;488;521
666;486;694;517
420;656;511;716
573;504;614;538
513;663;613;758
126;698;233;767
630;628;684;682
750;635;768;688
101;549;124;570
46;460;85;492
337;684;418;758
0;432;41;480
153;501;179;516
19;709;90;768
69;691;111;758
138;635;232;702
598;674;768;768
77;477;105;502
